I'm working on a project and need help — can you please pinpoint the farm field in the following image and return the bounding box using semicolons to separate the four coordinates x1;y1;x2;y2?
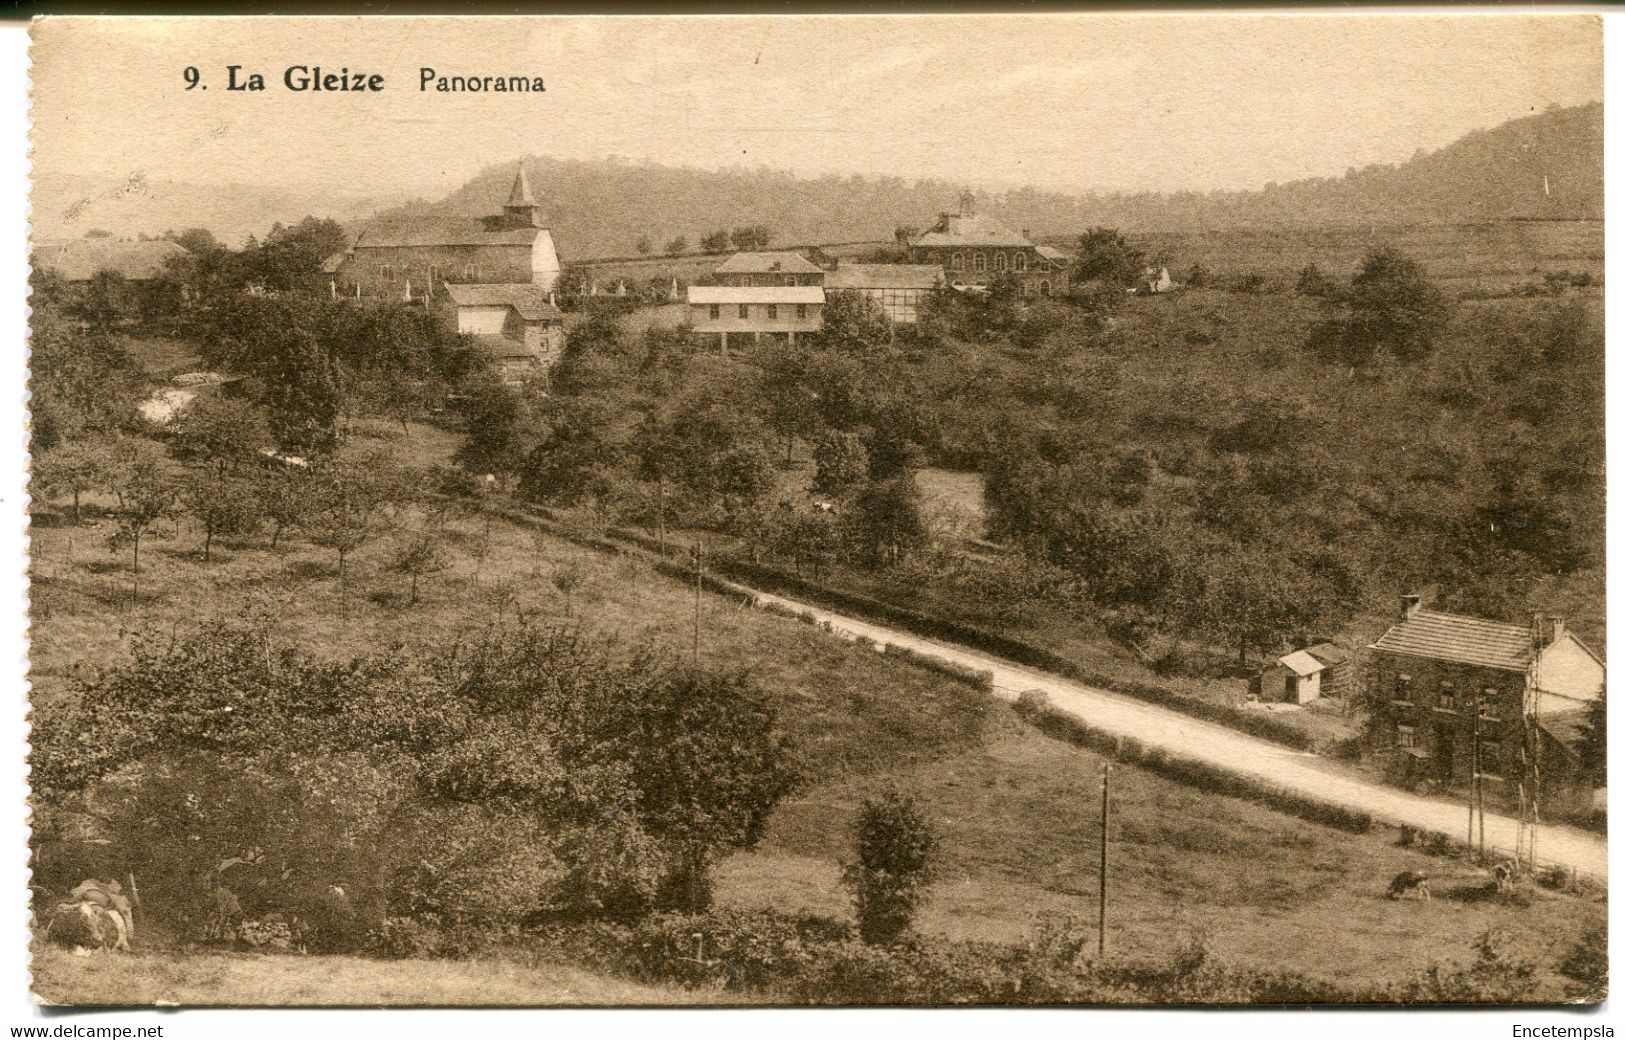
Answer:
27;456;1605;998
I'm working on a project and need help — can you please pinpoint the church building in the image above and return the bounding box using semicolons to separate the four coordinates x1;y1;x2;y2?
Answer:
329;166;562;300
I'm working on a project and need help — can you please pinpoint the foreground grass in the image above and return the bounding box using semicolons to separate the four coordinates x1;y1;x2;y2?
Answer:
717;723;1604;999
31;945;736;1006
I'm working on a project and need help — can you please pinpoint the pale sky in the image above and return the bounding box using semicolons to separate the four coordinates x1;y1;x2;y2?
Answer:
30;14;1602;199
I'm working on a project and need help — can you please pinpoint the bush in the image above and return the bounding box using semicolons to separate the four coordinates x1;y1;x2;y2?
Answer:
844;792;938;945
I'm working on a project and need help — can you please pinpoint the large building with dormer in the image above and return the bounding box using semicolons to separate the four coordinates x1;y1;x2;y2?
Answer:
903;192;1070;298
329;166;562;301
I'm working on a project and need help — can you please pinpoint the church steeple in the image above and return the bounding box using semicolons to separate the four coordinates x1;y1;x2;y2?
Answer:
503;165;541;228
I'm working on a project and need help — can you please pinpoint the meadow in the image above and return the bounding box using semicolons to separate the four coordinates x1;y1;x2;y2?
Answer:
27;432;1605;1001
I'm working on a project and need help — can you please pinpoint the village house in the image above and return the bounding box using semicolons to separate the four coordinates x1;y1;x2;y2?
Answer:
825;262;944;325
712;251;825;287
435;281;565;383
329;166;561;300
1364;595;1604;815
687;251;825;350
902;192;1071;297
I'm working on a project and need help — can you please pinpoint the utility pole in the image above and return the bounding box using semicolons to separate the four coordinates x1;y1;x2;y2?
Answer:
691;540;703;669
1468;688;1479;850
1098;764;1110;961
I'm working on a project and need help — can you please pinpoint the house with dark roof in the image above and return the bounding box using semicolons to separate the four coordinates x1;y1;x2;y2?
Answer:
902;192;1070;297
1364;594;1603;809
436;281;565;381
825;263;943;325
712;251;825;287
330;166;561;301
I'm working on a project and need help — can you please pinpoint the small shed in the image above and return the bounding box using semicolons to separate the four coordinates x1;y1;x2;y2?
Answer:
1251;649;1328;705
1302;642;1350;698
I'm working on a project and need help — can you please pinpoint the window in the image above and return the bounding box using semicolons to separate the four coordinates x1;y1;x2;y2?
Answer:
994;252;1009;272
1015;253;1028;273
739;304;749;319
973;253;987;273
1437;682;1457;711
1480;739;1502;764
709;304;721;320
767;304;778;320
1039;280;1051;297
1479;689;1503;721
1394;674;1413;704
797;304;808;319
951;252;964;271
1397;724;1417;749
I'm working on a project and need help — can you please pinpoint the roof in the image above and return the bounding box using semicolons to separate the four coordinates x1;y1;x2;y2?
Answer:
353;221;545;249
1279;650;1327;677
912;211;1033;249
714;252;823;275
442;282;562;321
38;238;189;281
1035;245;1071;263
1305;642;1350;667
507;167;537;207
319;251;348;274
826;264;944;291
1539;711;1591;758
1369;609;1537;672
687;285;825;305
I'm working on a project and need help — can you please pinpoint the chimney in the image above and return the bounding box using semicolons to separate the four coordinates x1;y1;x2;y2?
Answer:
1399;595;1422;619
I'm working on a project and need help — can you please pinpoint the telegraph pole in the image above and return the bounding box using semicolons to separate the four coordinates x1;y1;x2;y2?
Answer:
690;540;703;669
1098;764;1110;960
1468;688;1479;850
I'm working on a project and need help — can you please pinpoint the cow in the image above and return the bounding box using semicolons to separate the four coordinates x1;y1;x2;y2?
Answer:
1387;871;1431;900
1492;861;1517;894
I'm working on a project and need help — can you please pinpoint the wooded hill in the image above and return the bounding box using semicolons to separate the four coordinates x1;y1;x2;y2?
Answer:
359;102;1603;260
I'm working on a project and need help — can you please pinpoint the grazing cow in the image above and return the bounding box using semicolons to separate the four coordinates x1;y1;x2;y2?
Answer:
1493;861;1516;893
1387;871;1431;900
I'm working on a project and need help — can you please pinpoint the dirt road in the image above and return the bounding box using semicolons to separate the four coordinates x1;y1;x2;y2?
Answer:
749;588;1608;880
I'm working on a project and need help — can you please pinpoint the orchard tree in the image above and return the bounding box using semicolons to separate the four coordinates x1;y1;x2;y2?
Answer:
811;431;870;499
105;442;177;608
663;235;688;256
170;395;272;476
700;229;732;253
308;454;398;608
185;475;264;563
390;526;452;606
843;475;929;568
729;225;774;251
254;464;313;549
452;373;528;487
843;791;937;945
1309;247;1449;366
817;291;892;354
1074;227;1145;287
32;439;117;524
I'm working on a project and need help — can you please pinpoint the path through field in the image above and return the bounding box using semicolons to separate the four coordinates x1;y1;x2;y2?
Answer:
746;587;1609;880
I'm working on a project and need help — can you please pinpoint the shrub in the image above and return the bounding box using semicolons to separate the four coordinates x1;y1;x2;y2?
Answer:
844;792;938;945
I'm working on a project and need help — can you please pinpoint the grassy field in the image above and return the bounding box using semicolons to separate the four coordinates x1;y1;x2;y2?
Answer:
31;944;733;1006
1125;221;1603;297
29;449;1605;1001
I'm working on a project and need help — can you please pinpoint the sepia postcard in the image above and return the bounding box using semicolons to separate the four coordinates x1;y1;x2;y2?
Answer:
22;12;1607;1009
